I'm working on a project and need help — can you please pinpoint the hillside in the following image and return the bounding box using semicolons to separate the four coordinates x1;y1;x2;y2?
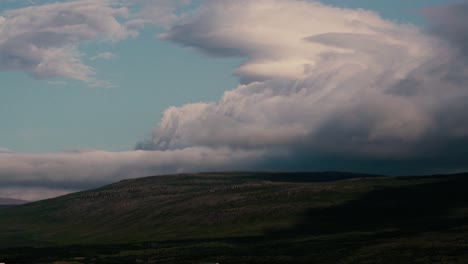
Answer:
0;172;467;263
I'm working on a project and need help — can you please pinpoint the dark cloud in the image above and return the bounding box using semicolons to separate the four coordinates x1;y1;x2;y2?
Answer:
425;1;468;59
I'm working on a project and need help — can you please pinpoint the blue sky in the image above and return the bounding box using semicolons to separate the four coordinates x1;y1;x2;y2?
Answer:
0;28;240;152
0;0;462;153
322;0;462;24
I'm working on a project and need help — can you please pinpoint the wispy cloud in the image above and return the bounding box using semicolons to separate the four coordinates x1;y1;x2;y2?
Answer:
90;52;118;61
131;0;191;28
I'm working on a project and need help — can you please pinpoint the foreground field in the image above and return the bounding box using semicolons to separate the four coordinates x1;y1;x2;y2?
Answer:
0;172;467;263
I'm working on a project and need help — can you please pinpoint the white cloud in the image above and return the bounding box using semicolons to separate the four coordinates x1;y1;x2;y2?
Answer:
145;0;468;167
0;186;75;202
0;0;138;85
0;148;13;154
0;148;264;200
151;0;432;149
132;0;192;28
160;0;431;83
90;52;118;61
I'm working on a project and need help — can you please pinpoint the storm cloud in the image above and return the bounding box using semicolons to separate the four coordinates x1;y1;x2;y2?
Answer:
424;1;468;60
142;0;468;173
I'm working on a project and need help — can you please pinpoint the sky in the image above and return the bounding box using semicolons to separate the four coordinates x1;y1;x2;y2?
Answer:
0;0;467;200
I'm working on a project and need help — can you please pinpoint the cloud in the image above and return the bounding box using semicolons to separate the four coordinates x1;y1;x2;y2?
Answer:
0;148;263;200
160;0;430;83
424;1;468;60
132;0;192;28
90;52;118;61
0;186;75;202
0;148;13;154
141;0;468;174
0;0;137;85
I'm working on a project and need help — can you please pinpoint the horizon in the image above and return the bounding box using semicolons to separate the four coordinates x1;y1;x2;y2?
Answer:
3;169;468;203
1;0;468;200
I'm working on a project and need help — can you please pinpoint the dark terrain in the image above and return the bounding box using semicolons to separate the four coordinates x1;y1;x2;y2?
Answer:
0;172;467;263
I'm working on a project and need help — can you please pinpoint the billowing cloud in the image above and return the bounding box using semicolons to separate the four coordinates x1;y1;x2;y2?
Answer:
0;0;138;85
141;0;468;174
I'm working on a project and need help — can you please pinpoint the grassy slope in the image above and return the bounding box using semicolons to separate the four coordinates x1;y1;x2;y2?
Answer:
0;172;467;263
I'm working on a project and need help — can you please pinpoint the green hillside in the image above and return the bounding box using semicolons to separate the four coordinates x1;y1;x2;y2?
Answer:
0;172;467;263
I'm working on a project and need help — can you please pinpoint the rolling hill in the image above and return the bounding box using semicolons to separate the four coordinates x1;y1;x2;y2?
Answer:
0;172;467;263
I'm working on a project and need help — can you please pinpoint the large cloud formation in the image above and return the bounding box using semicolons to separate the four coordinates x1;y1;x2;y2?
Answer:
1;0;468;200
143;0;468;173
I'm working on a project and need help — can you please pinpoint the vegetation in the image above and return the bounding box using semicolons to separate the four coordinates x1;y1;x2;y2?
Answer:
0;172;467;263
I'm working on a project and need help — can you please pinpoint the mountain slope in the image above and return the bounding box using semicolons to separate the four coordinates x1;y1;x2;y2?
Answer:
0;172;467;263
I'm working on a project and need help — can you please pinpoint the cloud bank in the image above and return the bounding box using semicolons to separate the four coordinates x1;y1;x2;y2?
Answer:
0;148;263;200
1;0;468;200
0;148;13;154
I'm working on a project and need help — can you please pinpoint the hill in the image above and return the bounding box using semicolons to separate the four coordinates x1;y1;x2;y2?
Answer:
0;172;467;263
